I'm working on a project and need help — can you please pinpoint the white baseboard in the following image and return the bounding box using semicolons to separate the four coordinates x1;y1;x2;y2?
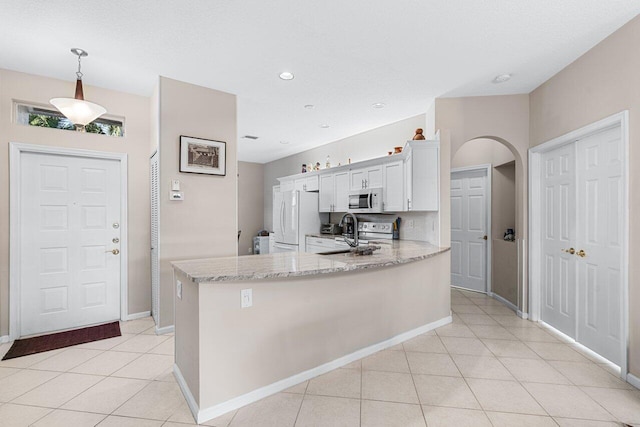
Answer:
122;311;151;321
185;315;452;424
627;373;640;390
174;364;199;423
155;325;174;335
516;310;529;320
0;335;9;344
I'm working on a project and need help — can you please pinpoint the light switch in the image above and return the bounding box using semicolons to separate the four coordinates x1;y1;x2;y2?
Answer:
171;179;180;191
241;289;253;308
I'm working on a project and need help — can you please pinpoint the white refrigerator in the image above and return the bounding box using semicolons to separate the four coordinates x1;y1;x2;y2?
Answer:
272;190;326;252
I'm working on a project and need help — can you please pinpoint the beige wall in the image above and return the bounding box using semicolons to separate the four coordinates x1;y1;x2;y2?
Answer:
0;69;152;335
435;95;529;310
452;139;517;304
237;161;265;255
263;115;426;231
157;77;238;328
529;14;640;376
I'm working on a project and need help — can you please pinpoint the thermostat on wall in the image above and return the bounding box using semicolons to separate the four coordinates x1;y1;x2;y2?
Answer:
169;191;184;201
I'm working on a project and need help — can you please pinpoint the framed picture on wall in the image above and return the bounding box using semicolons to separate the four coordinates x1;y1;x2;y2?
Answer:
179;135;226;176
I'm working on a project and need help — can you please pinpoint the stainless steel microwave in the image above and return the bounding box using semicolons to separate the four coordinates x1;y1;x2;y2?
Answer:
348;188;383;213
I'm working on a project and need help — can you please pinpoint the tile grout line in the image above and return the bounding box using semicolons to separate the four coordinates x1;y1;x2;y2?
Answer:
401;341;429;427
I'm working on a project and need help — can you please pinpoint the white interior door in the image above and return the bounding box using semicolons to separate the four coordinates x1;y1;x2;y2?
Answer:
282;191;299;245
20;152;121;336
540;143;577;338
451;169;488;292
576;126;624;366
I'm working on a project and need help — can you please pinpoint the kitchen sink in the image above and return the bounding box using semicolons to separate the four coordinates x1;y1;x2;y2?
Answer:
318;245;381;256
318;249;353;255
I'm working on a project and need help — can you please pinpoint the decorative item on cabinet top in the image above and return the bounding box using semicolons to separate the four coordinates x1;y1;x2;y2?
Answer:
412;128;426;140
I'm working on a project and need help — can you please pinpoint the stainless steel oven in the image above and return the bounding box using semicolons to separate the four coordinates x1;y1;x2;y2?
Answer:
348;188;383;213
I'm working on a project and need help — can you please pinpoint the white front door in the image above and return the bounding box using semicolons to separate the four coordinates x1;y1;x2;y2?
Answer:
20;152;121;336
576;126;624;365
450;169;488;293
540;143;577;338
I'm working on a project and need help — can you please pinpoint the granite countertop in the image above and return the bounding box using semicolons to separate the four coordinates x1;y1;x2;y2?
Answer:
306;233;341;239
171;240;450;284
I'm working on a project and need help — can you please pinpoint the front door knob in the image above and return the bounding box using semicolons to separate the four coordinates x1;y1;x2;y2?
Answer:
106;249;120;255
562;248;576;255
577;249;586;258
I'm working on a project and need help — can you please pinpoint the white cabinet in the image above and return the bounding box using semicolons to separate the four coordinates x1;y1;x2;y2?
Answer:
305;236;337;253
383;160;405;212
319;174;334;212
319;171;349;212
334;171;350;211
279;179;294;192
405;141;439;211
349;165;382;191
294;175;319;192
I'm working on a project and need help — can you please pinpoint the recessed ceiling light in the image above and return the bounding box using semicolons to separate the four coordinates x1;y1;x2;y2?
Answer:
492;74;512;84
304;104;315;109
279;141;290;145
279;71;294;80
319;124;330;129
372;103;386;109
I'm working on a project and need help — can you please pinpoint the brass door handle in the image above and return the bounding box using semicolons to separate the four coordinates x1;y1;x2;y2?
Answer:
106;249;120;255
577;249;586;258
562;248;576;255
478;235;488;240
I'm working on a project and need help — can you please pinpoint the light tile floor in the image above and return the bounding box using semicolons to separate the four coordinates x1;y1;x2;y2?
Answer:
0;290;638;426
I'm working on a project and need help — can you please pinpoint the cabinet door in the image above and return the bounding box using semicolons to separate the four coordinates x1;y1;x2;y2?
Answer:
334;171;350;212
305;176;319;192
350;168;366;191
405;153;413;210
383;160;405;212
410;145;439;210
319;174;334;212
294;179;305;192
366;165;383;189
279;179;294;192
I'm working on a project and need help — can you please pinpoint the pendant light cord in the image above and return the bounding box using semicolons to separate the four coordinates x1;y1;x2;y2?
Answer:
76;54;83;80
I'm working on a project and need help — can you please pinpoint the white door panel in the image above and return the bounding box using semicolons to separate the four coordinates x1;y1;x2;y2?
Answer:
21;152;121;336
576;126;624;365
451;169;487;293
540;143;576;338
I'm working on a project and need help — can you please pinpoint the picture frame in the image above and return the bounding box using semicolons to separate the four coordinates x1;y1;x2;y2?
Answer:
179;135;226;176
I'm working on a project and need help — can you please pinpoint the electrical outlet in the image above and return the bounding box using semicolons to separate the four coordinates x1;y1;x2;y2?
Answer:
176;280;182;300
241;289;253;308
248;247;253;254
408;219;415;228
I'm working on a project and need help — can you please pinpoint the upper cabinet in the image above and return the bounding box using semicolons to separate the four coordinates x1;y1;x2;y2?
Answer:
382;160;405;212
278;139;439;213
404;141;439;211
349;165;383;191
319;171;349;212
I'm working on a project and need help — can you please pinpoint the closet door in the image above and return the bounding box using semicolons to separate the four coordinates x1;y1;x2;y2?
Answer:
540;143;577;339
576;126;624;366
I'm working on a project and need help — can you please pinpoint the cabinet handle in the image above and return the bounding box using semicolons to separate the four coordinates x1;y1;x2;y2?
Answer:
365;179;368;188
408;198;411;210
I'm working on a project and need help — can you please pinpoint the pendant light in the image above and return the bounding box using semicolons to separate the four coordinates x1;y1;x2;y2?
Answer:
50;48;106;130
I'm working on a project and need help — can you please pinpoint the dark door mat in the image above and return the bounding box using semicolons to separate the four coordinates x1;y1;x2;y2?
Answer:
2;321;121;360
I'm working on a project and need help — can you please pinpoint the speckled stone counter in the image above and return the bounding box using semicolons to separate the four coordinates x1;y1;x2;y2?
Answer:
171;240;449;283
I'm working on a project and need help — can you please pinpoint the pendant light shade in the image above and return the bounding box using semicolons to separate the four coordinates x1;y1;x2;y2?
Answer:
50;48;106;127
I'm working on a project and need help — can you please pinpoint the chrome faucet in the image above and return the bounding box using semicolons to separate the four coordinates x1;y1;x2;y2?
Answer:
338;212;358;248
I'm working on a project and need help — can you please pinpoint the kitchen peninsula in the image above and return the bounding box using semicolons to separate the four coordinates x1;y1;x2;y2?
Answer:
171;240;451;424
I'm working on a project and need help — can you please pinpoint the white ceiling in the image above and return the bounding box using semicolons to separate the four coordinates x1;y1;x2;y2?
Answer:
1;1;638;163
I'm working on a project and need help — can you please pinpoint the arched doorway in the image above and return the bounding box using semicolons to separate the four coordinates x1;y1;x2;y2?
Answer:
450;136;525;312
